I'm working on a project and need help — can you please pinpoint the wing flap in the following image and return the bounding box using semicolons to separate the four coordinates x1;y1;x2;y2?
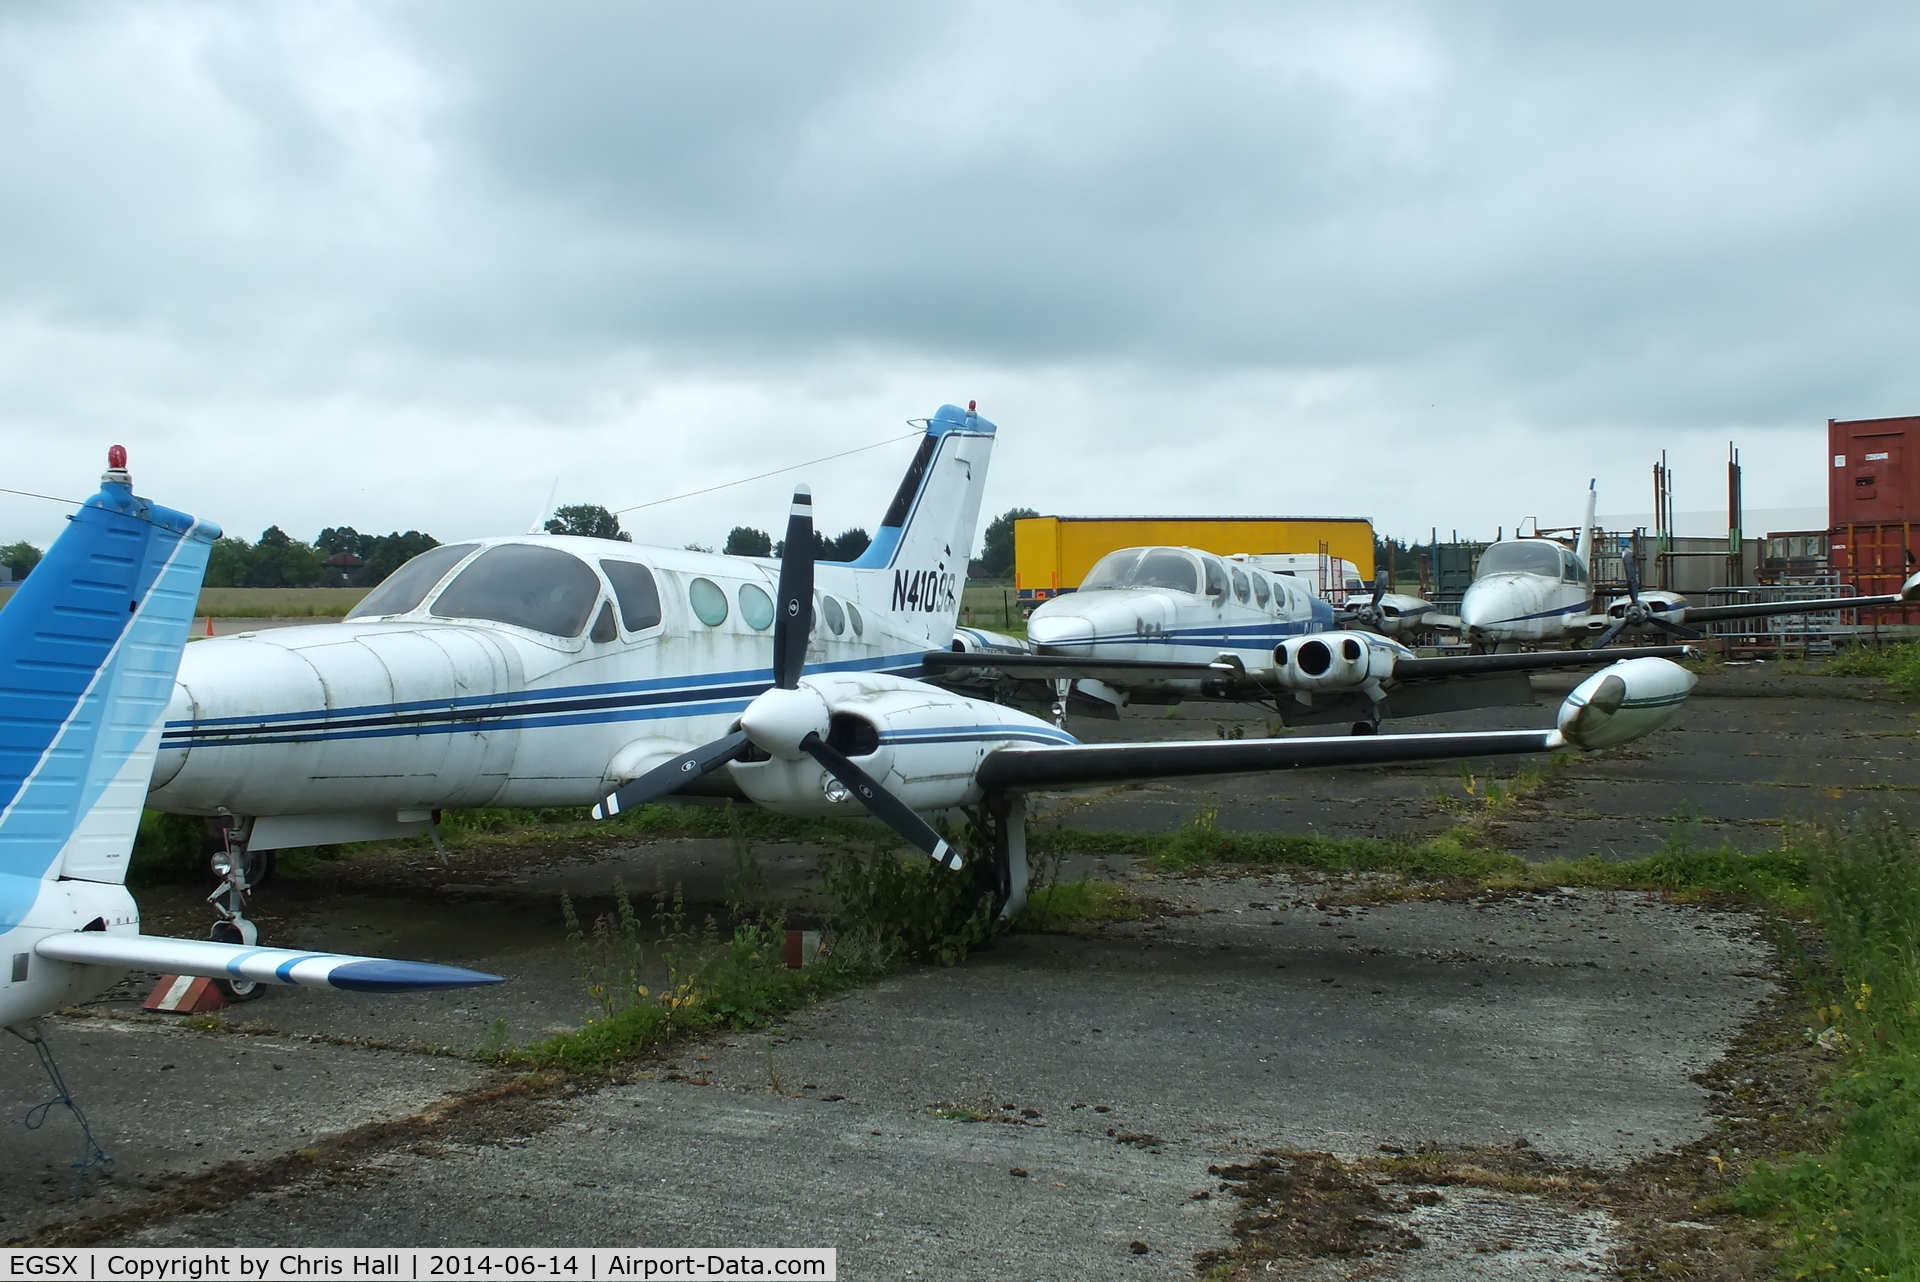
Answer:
34;933;504;992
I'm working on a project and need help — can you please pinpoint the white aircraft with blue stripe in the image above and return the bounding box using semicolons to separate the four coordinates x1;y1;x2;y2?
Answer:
143;406;1699;946
927;540;1696;731
2;449;501;1029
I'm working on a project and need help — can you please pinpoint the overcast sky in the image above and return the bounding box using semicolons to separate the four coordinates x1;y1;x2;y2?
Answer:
2;2;1916;554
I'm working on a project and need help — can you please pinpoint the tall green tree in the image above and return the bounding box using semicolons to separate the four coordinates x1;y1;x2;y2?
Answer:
724;526;772;557
545;504;631;541
0;540;43;582
978;507;1038;580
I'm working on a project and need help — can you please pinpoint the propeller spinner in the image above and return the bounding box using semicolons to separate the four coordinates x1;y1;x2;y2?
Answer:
592;486;961;870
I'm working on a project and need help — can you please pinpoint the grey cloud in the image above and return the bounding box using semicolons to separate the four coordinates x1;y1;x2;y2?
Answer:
1;1;1917;548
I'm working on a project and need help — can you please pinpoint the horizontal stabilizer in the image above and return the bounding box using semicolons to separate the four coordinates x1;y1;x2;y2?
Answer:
35;932;504;992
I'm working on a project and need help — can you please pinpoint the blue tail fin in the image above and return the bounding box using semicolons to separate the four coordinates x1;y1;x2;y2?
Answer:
0;455;217;908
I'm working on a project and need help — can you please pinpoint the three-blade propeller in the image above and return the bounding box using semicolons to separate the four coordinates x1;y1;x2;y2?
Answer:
1343;571;1390;631
1593;538;1704;649
591;486;960;870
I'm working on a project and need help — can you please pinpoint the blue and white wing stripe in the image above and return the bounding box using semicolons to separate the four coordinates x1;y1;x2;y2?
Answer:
34;932;505;992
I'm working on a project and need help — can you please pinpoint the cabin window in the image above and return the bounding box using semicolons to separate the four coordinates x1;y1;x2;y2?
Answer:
1202;556;1228;597
590;600;618;643
822;595;846;636
1081;550;1143;591
429;544;602;636
846;602;864;636
738;583;774;630
688;577;729;627
1562;551;1590;584
1230;567;1250;603
347;543;478;619
1474;542;1563;579
600;560;664;631
1251;573;1271;608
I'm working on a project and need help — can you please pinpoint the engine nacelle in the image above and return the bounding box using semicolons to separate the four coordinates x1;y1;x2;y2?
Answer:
729;672;1067;817
1600;590;1689;625
947;626;1028;656
1555;656;1696;750
1271;633;1406;692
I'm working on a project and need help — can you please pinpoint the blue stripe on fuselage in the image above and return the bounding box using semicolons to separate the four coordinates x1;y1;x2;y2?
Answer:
164;652;931;749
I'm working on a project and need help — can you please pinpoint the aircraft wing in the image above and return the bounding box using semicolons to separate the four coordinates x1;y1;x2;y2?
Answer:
921;651;1239;684
1389;644;1696;681
977;728;1557;789
35;932;505;992
923;643;1694;693
1676;593;1904;624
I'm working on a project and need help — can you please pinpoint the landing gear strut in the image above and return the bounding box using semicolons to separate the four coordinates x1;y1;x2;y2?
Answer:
981;793;1031;920
206;818;272;1002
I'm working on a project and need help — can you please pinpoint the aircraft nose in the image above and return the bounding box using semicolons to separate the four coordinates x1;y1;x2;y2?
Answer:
1457;583;1506;631
1026;613;1095;653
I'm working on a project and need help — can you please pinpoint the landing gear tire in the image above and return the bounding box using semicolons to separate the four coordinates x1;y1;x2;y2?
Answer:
1349;721;1379;736
209;920;264;1003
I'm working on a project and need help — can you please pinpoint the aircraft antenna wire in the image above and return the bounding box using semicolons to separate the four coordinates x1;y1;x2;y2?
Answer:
612;430;922;516
0;484;84;506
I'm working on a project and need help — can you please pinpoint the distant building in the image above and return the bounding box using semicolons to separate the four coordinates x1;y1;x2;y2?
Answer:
322;551;364;585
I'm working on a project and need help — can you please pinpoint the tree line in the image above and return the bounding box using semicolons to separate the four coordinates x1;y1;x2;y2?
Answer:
0;501;1042;589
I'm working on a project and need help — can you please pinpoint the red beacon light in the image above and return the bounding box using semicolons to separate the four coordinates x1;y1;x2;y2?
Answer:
968;400;976;413
108;445;127;469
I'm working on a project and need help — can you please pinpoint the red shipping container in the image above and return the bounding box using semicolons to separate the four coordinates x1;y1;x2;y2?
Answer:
1830;416;1920;524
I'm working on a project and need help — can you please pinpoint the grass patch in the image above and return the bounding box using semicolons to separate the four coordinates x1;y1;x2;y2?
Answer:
1824;641;1920;697
1731;815;1920;1277
1015;879;1148;931
193;587;370;618
1036;801;1526;882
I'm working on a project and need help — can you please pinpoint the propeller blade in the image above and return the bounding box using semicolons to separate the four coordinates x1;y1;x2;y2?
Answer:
1371;571;1387;608
592;729;752;818
1623;539;1642;603
1649;615;1705;641
1591;619;1630;650
799;731;961;871
772;486;815;690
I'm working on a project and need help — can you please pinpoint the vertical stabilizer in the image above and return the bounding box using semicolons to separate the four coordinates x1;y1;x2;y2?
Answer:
1576;480;1598;570
0;458;217;918
847;403;997;631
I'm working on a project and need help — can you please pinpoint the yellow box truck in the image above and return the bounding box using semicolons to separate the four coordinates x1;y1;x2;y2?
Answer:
1013;515;1375;601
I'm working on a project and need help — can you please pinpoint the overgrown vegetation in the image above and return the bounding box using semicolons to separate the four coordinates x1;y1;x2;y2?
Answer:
1825;641;1920;698
1731;816;1920;1278
1015;879;1148;931
503;815;1003;1073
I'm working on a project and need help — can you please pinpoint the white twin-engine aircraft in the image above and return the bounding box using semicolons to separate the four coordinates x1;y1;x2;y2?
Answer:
147;406;1695;953
928;545;1694;731
1410;482;1920;650
2;450;500;1030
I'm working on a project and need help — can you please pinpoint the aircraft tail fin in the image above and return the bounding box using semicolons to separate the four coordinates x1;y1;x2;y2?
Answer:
1576;479;1598;569
0;453;218;895
846;403;997;626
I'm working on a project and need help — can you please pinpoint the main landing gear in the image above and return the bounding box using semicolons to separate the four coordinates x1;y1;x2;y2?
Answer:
206;818;274;1002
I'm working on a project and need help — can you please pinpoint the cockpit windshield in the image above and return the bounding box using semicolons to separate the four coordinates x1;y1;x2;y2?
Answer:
1475;541;1566;579
1079;547;1202;595
429;544;603;637
346;544;478;619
